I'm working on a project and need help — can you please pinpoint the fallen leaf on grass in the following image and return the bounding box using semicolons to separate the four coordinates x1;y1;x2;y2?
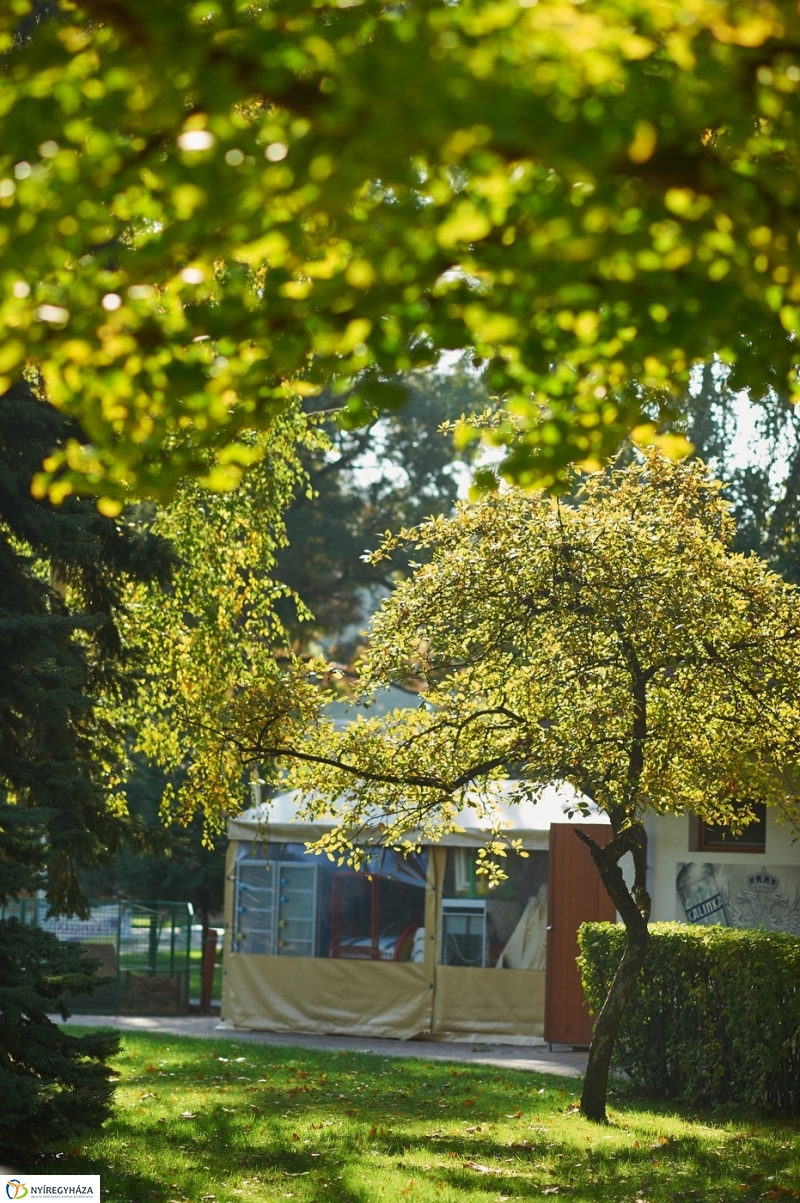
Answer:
464;1126;482;1133
179;1111;196;1119
139;1093;158;1101
463;1163;502;1175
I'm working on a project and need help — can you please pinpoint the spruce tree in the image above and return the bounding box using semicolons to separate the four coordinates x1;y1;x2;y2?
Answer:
0;382;172;1159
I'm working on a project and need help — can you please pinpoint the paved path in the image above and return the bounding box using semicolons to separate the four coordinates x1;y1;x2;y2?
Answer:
57;1014;587;1078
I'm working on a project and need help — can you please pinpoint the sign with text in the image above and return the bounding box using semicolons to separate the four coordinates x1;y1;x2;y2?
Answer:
676;862;800;934
4;1177;100;1200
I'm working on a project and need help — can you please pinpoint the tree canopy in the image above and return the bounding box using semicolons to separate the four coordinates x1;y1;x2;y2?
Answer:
276;357;486;657
681;366;800;583
202;452;800;1119
6;0;800;502
118;404;309;833
80;755;227;936
0;382;173;914
0;382;173;1154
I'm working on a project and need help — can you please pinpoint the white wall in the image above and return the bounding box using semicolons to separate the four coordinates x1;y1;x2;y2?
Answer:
643;810;800;923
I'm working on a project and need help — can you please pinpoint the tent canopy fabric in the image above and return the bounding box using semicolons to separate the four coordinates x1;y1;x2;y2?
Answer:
227;781;609;850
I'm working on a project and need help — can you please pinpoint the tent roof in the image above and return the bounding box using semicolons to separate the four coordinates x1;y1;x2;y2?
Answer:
227;781;609;850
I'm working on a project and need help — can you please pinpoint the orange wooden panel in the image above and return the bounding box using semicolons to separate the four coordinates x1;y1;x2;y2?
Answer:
544;823;616;1047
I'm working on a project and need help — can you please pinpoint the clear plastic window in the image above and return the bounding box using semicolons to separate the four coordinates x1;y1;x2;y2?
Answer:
234;842;427;962
441;847;548;969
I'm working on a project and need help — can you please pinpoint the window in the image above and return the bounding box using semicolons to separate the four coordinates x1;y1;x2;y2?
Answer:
330;872;425;961
440;847;548;969
234;842;427;961
235;861;277;956
690;804;767;855
441;899;486;967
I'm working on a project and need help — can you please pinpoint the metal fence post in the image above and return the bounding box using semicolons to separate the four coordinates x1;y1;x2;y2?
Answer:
116;903;123;1013
148;908;158;976
200;929;218;1013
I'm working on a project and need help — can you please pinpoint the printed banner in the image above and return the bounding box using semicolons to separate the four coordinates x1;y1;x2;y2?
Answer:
4;1176;100;1200
676;863;800;934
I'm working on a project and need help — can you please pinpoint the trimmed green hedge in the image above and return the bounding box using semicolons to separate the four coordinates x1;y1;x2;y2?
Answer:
578;921;800;1114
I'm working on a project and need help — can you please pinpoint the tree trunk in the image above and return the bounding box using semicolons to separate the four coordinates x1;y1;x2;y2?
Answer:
574;823;651;1123
579;905;650;1121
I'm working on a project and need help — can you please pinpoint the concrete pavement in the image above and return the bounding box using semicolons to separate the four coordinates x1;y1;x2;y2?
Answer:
57;1013;587;1077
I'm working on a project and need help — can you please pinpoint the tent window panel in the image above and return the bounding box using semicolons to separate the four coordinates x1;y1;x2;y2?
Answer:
234;861;276;955
235;842;427;961
441;848;548;970
276;863;318;956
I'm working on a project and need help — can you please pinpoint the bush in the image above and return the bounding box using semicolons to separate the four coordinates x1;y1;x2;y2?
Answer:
0;919;121;1157
578;921;800;1114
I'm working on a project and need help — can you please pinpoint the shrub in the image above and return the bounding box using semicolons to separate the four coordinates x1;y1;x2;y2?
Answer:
578;921;800;1114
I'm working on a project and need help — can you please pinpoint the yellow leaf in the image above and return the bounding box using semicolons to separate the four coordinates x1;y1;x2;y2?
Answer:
628;121;657;164
0;340;24;372
96;496;123;516
345;259;376;288
436;201;492;249
171;183;206;219
462;305;518;343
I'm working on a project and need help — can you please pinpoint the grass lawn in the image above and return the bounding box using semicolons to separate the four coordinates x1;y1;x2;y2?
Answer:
41;1029;799;1202
186;952;223;1002
115;950;223;1002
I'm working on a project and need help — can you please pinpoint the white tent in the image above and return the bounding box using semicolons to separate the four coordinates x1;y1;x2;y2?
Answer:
222;781;611;1045
227;780;609;847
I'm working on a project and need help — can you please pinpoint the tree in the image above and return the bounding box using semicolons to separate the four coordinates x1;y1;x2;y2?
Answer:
4;1;800;501
0;381;173;1153
79;755;226;940
118;406;310;833
201;452;800;1122
83;362;482;915
0;381;173;913
276;356;487;658
680;366;800;584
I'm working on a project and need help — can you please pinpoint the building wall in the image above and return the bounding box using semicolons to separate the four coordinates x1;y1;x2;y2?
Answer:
644;810;800;925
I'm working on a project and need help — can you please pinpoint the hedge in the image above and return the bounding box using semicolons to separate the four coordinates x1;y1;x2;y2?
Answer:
578;921;800;1114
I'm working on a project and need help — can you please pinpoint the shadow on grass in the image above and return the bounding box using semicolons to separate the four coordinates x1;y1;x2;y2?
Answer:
44;1031;800;1203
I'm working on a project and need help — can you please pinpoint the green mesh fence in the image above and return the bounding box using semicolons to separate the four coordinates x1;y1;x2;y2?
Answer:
1;899;193;1014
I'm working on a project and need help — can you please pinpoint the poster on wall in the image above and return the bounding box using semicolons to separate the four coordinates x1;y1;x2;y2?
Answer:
676;863;800;934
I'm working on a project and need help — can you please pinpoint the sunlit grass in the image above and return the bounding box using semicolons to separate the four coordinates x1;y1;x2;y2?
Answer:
38;1030;800;1201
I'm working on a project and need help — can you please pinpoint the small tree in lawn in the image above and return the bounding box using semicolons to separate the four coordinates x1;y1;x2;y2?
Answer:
210;452;800;1123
